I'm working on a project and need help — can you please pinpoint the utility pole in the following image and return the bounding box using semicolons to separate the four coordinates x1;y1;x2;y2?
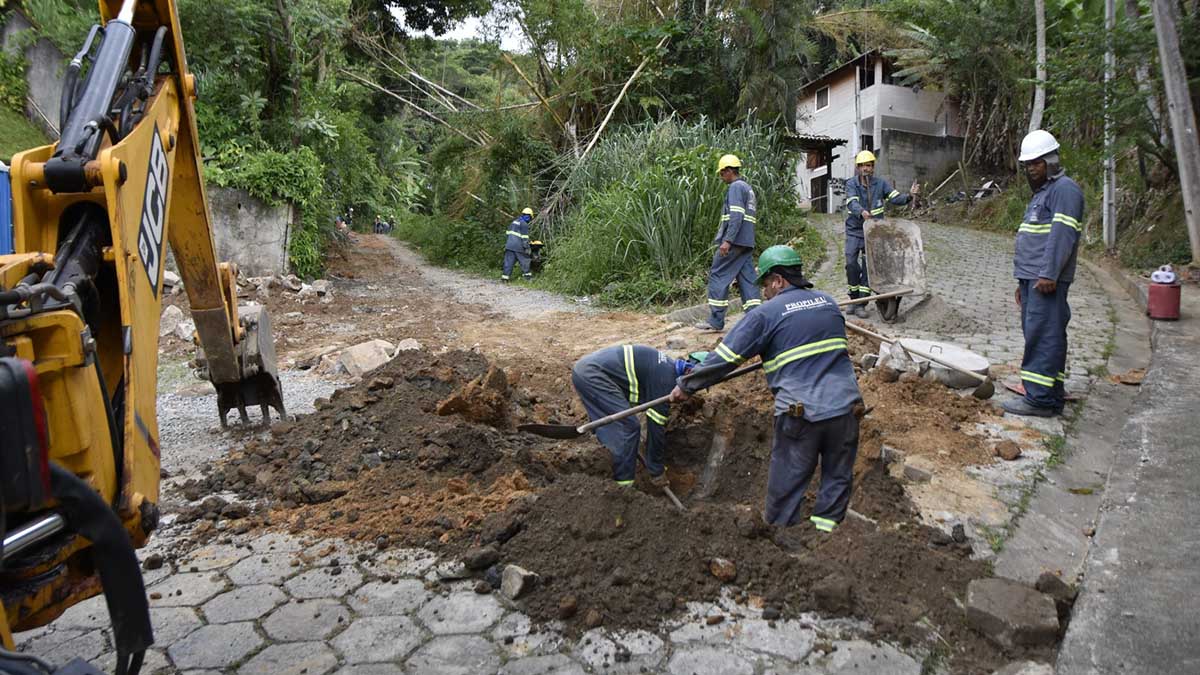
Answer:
1152;0;1200;265
1103;0;1116;250
1029;0;1046;133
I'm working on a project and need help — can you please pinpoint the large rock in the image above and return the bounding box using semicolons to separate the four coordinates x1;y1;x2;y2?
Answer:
162;270;181;289
160;305;184;337
501;565;539;600
966;578;1060;648
338;339;396;377
311;279;331;296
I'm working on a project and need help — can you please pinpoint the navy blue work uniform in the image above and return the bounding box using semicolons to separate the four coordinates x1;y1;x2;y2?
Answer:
682;286;862;530
843;176;910;299
571;345;679;484
1014;171;1084;410
704;178;762;328
503;215;533;280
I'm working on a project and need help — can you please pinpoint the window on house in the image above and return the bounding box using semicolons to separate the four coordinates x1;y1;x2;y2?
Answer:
859;64;875;90
881;60;895;85
815;86;829;112
861;135;874;153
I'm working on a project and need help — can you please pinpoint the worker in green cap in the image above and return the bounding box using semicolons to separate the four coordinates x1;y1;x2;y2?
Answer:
671;245;863;541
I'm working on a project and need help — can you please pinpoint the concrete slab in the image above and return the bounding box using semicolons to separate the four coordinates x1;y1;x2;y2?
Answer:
168;622;264;670
226;553;303;586
262;598;352;642
332;615;423;664
347;580;429;616
202;584;287;623
416;592;504;634
405;635;501;675
148;572;227;607
285;566;364;599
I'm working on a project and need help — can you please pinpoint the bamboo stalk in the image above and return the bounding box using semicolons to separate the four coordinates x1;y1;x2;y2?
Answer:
502;53;569;136
579;35;670;162
339;69;486;147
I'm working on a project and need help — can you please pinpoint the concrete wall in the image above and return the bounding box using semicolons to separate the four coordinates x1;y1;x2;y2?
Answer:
2;12;65;136
206;187;292;277
876;129;964;196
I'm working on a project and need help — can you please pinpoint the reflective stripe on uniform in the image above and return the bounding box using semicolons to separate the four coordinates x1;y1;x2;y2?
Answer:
1056;371;1067;382
743;299;762;307
870;207;885;215
646;409;668;425
1020;370;1056;387
721;214;731;221
715;343;745;364
616;480;634;486
707;298;730;307
623;345;640;403
506;230;530;238
1053;212;1081;231
1018;222;1052;234
810;516;837;532
888;190;900;199
846;196;860;203
729;205;746;213
763;337;848;373
744;215;758;223
501;275;510;280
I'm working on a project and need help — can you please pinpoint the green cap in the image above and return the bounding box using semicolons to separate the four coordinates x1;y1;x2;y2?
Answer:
755;244;804;283
687;351;711;364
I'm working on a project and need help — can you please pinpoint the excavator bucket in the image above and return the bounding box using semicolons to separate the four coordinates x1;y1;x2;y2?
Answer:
213;305;286;428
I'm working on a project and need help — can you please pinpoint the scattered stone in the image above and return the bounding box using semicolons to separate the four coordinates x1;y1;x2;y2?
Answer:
474;581;493;595
463;545;501;571
880;444;906;464
1084;526;1096;537
709;558;737;583
159;305;184;337
479;512;523;545
583;608;603;628
705;614;724;626
877;366;900;383
899;371;921;383
814;574;853;614
665;336;688;350
162;270;181;288
762;607;781;621
282;274;303;291
311;279;331;296
966;578;1060;648
501;565;539;600
558;595;579;620
995;440;1023;461
143;553;164;570
902;455;935;483
338;339;396;377
395;338;422;352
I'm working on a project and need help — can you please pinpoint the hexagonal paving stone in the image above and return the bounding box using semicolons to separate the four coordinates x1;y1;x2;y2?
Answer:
817;639;921;674
572;629;664;675
245;532;305;554
263;598;352;642
226;553;301;586
731;619;816;662
149;607;205;645
285;566;364;599
202;584;287;623
332;615;423;664
405;635;500;675
180;543;252;571
21;629;107;665
416;592;504;635
498;653;586;675
348;580;429;616
237;641;337;675
492;613;564;658
333;665;406;675
148;572;226;607
370;548;437;578
53;594;109;631
168;622;264;670
304;538;370;562
667;645;754;675
90;647;170;674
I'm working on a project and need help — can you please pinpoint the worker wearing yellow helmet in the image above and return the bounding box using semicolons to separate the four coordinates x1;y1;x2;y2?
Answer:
842;149;919;318
502;207;537;282
695;154;763;331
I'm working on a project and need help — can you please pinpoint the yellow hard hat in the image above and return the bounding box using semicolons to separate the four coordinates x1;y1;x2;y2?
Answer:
717;154;742;172
522;207;535;216
855;150;877;165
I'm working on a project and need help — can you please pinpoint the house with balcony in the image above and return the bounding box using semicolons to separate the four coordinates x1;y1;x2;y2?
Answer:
795;51;964;213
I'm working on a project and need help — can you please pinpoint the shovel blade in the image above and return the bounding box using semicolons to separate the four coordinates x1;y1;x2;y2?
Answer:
518;423;584;439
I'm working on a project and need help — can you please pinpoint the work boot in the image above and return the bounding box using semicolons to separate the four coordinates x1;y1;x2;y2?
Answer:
523;273;533;282
650;471;670;488
1001;397;1058;418
693;321;722;332
500;276;511;283
852;305;869;319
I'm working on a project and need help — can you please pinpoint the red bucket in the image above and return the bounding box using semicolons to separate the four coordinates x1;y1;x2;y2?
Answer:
1147;283;1181;321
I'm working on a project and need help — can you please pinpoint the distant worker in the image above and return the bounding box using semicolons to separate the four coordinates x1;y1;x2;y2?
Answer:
1003;130;1084;418
502;207;535;282
695;154;762;332
373;215;385;234
334;215;347;233
672;245;863;539
843;151;919;317
573;346;697;486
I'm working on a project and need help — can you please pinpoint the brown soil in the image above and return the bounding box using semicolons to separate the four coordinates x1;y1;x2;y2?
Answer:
181;235;1048;673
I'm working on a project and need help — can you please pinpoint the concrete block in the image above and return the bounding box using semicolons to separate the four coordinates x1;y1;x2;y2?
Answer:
903;455;936;483
966;578;1060;648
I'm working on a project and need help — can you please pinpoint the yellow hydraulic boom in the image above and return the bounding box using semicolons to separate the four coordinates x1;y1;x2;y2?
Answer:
0;1;284;671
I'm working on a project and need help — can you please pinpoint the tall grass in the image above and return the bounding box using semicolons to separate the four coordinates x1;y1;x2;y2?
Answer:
540;116;807;306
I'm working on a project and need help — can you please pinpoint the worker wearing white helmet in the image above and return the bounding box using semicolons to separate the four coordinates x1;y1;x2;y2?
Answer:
502;207;536;282
695;154;763;331
842;150;919;318
1004;130;1085;417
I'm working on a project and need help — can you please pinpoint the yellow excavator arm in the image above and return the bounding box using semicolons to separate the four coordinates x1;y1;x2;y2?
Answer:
0;1;284;670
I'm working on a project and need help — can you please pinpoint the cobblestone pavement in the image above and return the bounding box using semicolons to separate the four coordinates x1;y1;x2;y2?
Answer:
17;532;923;675
810;216;1113;396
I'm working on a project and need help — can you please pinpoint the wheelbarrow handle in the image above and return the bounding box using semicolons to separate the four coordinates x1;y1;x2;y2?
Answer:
845;322;988;385
576;361;765;434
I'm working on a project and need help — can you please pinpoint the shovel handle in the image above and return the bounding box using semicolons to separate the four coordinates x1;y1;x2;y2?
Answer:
837;287;913;308
576;361;765;434
845;322;988;385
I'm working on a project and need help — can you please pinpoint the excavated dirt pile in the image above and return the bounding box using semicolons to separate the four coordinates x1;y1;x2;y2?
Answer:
191;346;1044;672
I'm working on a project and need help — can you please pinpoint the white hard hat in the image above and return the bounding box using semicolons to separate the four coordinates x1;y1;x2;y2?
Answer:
1019;130;1060;162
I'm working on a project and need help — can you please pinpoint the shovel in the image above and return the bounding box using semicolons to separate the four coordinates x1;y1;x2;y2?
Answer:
845;322;996;400
518;361;765;440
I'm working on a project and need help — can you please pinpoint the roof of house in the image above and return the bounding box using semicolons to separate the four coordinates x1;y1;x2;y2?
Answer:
798;49;882;94
782;133;847;151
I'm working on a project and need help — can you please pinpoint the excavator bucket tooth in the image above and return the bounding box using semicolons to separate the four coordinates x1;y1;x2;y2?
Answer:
215;305;286;428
